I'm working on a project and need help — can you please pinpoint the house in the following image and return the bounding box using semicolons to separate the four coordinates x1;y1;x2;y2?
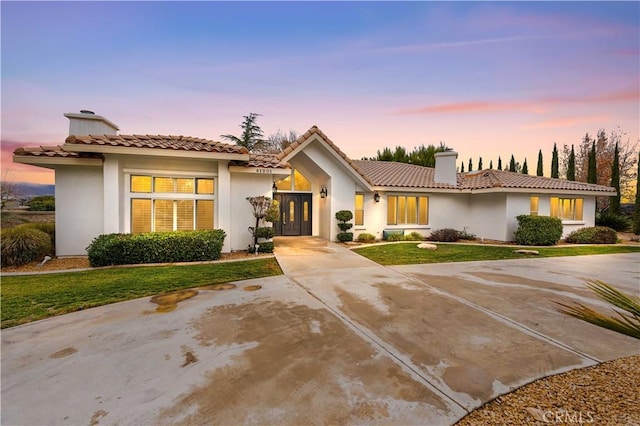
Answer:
14;111;616;256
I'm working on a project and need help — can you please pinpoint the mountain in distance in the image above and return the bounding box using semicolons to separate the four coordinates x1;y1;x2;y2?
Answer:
4;182;55;197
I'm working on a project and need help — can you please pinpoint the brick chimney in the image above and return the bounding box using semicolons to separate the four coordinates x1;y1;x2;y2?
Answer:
64;110;119;136
434;150;458;185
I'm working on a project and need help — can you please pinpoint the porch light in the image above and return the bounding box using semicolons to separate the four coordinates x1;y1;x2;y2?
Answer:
320;185;328;198
374;191;380;202
272;181;277;193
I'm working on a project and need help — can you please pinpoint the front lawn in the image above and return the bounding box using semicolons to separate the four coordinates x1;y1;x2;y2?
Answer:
1;258;282;329
353;242;640;266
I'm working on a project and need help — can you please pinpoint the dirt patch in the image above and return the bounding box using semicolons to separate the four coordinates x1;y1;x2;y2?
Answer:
150;290;199;313
1;257;90;273
49;347;77;359
243;285;262;291
158;300;447;425
181;345;198;367
200;283;236;291
89;409;108;426
336;283;583;403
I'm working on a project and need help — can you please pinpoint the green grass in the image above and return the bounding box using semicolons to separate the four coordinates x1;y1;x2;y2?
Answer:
1;258;282;329
353;242;640;266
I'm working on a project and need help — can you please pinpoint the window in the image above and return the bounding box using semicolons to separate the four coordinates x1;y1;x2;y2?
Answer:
275;169;311;191
530;196;539;216
130;175;215;232
387;195;429;225
355;194;364;226
550;197;583;221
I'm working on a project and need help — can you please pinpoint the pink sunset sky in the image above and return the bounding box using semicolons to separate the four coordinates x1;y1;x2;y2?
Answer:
2;1;638;184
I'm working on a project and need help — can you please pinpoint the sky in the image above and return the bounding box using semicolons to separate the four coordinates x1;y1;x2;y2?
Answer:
2;1;639;184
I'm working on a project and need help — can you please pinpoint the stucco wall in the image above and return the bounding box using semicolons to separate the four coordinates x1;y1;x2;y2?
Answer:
55;166;104;256
505;193;532;241
229;172;274;251
468;193;508;241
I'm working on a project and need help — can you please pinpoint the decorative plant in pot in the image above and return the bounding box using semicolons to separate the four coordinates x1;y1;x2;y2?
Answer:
247;196;279;253
335;210;354;242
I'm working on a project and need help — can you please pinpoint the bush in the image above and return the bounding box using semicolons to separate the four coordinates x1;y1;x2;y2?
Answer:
385;233;404;242
21;222;55;245
514;215;563;246
596;213;630;232
565;227;617;244
458;227;477;240
404;231;424;241
257;242;274;253
27;195;55;211
338;222;353;232
335;210;353;222
428;228;459;242
357;233;376;243
337;232;354;242
86;229;226;267
1;226;52;267
254;226;274;240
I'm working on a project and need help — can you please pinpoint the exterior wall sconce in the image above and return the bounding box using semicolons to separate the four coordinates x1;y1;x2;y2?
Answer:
320;185;328;198
374;191;381;202
272;181;277;193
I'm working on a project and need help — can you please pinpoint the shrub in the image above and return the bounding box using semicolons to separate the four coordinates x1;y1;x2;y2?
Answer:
1;226;52;267
254;226;274;240
21;222;55;244
428;228;459;242
357;233;376;243
257;242;274;253
86;229;226;267
335;210;353;223
404;231;424;241
27;195;55;211
514;215;562;246
385;233;404;242
596;213;630;232
337;232;354;243
458;227;477;240
565;227;617;244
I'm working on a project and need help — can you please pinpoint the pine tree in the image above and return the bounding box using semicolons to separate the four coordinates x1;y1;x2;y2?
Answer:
478;157;483;170
609;142;620;214
567;145;576;181
633;153;640;234
551;143;559;178
536;149;544;176
460;162;465;173
587;141;597;184
220;112;266;152
509;155;516;172
489;160;493;169
468;158;473;172
522;158;529;174
497;157;502;170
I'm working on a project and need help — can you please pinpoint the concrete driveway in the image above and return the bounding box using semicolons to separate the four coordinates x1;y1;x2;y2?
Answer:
2;238;638;425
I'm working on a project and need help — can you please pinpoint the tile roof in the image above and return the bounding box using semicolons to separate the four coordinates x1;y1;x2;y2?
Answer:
65;134;248;154
231;153;290;169
13;145;102;159
460;169;616;193
353;160;457;189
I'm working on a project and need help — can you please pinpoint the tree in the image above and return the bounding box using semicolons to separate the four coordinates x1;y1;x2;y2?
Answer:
220;113;266;152
246;196;275;250
460;162;465;173
609;142;620;214
258;129;299;154
509;155;517;172
567;145;576;181
489;160;493;169
478;157;483;170
497;156;502;171
536;150;544;176
27;195;55;211
370;143;449;167
522;158;529;175
468;158;473;172
551;143;559;178
633;153;640;234
587;141;597;184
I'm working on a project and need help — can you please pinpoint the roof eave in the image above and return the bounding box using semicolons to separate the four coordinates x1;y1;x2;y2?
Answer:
13;154;103;168
63;144;250;161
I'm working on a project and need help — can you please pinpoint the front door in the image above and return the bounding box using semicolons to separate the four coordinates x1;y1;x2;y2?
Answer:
274;194;312;236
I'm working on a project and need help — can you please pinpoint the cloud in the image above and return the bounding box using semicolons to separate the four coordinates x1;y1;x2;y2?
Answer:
522;115;610;130
393;89;639;116
372;35;548;54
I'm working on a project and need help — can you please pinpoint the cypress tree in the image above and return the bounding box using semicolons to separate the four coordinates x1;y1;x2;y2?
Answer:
536;149;543;176
478;157;483;170
497;156;502;170
609;142;620;214
509;155;516;172
587;141;597;184
468;158;473;172
551;143;559;178
633;153;640;234
567;145;576;181
522;158;529;174
460;162;465;173
489;160;493;169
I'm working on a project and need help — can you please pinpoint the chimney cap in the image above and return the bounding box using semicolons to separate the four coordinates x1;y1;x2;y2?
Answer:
80;110;95;115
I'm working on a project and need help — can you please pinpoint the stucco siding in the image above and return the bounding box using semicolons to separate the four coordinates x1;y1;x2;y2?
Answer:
505;194;532;241
55;166;104;256
468;193;508;241
229;172;274;251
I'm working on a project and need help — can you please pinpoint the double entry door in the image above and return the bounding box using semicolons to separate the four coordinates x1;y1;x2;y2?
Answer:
274;193;312;236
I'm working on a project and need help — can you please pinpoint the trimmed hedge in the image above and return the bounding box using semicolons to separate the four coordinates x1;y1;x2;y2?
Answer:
86;229;226;267
337;232;354;243
514;215;563;246
565;226;617;244
254;226;274;240
1;226;52;267
257;242;274;253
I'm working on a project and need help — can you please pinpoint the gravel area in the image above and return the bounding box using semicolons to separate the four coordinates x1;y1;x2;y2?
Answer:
456;355;640;425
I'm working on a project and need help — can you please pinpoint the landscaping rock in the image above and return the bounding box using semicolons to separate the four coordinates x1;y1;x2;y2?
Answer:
417;243;438;250
514;249;539;255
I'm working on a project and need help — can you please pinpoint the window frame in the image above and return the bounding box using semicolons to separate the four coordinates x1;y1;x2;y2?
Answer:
354;193;365;226
387;195;429;226
550;197;584;221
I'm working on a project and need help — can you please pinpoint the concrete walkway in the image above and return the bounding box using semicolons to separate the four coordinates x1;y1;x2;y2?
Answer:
2;237;638;425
